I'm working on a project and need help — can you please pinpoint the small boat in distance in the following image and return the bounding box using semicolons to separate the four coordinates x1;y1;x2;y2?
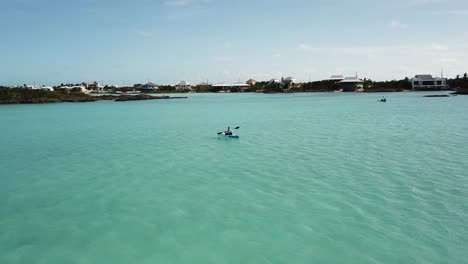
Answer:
217;126;240;138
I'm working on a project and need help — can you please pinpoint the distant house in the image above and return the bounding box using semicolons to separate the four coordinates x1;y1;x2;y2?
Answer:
246;79;257;86
86;82;103;91
41;86;54;91
213;83;232;92
70;86;89;93
410;75;447;90
175;81;192;91
339;77;364;92
140;82;158;92
231;82;250;92
26;85;53;91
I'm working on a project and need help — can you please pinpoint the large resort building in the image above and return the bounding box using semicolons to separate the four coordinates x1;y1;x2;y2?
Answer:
339;77;364;92
326;75;364;92
410;75;447;90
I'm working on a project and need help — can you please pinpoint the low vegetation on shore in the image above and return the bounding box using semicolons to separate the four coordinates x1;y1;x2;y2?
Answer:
0;88;94;104
448;73;468;94
0;88;185;104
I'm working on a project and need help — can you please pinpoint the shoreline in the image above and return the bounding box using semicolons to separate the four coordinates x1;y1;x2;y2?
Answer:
0;89;463;105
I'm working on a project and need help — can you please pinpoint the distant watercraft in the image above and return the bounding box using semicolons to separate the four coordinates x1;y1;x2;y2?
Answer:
217;126;240;138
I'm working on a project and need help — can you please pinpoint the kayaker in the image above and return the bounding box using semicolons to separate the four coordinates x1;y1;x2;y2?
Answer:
225;127;233;135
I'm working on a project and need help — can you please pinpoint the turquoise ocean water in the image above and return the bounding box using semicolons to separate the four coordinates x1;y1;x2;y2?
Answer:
1;92;467;263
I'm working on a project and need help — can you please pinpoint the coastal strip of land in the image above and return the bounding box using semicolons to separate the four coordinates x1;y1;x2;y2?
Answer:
0;89;187;105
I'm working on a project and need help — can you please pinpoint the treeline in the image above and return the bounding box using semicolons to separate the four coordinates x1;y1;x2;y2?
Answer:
364;78;412;92
290;80;340;92
251;79;413;93
250;82;284;93
447;73;468;94
54;83;84;88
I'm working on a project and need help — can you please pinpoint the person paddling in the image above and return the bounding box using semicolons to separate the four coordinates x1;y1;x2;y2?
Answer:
224;127;233;135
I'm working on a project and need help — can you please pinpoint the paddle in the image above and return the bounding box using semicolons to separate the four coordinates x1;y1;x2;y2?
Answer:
217;126;240;135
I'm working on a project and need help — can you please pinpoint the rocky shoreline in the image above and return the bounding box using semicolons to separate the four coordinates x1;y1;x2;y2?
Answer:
0;89;188;105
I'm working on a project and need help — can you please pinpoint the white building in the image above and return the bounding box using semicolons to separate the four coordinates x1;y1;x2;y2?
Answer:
40;86;54;91
410;75;447;90
213;82;231;88
213;82;250;92
231;82;250;92
175;81;192;91
213;83;231;92
339;77;364;92
71;86;88;92
141;82;158;91
85;82;103;91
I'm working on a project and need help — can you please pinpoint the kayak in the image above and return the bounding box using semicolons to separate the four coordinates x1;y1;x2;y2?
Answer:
219;133;239;139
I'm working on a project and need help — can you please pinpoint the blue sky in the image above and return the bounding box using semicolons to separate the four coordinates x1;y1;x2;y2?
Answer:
1;0;467;86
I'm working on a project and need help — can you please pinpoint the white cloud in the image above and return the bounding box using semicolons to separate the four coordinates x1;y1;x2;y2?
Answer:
134;30;153;37
272;53;281;58
295;42;455;55
445;9;468;15
164;0;213;7
388;20;408;29
429;43;449;51
213;56;234;62
292;41;468;80
164;0;193;6
297;43;312;50
409;0;446;6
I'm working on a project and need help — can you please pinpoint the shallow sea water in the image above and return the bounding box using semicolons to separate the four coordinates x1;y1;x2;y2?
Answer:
1;92;467;263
